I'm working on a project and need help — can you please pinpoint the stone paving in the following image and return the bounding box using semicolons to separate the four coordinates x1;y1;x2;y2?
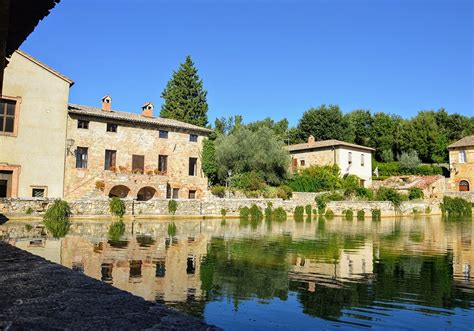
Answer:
0;242;218;330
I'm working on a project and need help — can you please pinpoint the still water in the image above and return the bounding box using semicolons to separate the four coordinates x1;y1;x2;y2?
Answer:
2;216;474;330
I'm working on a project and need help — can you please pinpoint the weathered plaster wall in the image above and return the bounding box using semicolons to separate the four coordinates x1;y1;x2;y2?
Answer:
448;147;474;191
0;51;70;198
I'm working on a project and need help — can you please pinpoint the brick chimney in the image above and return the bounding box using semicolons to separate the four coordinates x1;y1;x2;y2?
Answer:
101;95;112;111
142;102;154;118
308;135;315;144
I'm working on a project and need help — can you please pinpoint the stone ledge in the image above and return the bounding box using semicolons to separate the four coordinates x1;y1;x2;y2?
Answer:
0;242;218;330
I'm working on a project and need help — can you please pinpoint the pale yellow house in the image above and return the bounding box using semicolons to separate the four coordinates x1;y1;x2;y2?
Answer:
286;136;374;187
0;50;73;198
448;135;474;192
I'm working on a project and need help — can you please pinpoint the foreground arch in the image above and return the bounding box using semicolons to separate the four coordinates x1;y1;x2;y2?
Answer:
108;185;130;198
136;186;156;201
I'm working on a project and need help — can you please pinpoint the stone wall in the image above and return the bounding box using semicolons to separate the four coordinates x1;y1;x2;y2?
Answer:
444;191;474;203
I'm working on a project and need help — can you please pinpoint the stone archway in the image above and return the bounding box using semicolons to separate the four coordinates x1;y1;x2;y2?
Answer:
109;185;131;198
136;186;156;201
459;180;470;192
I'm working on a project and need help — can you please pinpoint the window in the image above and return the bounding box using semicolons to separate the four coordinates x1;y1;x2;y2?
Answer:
76;147;88;168
106;123;117;132
159;130;168;139
104;150;117;170
156;259;166;278
189;134;198;142
132;155;145;174
186;256;196;274
78;120;89;129
188;190;196;199
0;98;17;134
300;159;305;166
189;157;197;176
361;154;365;167
32;188;45;198
158;155;168;174
348;152;352;164
459;150;467;163
172;188;179;199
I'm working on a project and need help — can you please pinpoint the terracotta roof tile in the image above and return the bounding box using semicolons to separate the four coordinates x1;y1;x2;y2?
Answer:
285;139;375;152
447;135;474;149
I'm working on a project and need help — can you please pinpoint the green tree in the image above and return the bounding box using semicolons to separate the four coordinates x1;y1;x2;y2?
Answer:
346;109;373;146
160;56;208;127
370;113;399;161
201;139;219;185
297;105;350;141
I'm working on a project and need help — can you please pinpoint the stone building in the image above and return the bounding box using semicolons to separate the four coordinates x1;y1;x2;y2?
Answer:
64;97;211;200
0;50;73;198
448;134;474;192
286;136;374;187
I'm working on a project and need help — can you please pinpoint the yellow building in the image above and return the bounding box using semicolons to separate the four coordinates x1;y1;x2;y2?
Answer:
448;135;474;192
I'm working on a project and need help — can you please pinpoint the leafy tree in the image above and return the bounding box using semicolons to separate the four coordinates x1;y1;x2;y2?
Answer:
246;117;289;141
346;109;373;146
370;113;399;161
201;139;218;185
399;150;421;170
381;149;394;162
297;105;350;141
160;56;208;126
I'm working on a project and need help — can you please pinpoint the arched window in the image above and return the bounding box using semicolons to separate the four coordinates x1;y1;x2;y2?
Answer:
136;186;156;201
459;180;470;192
108;185;130;198
459;150;467;163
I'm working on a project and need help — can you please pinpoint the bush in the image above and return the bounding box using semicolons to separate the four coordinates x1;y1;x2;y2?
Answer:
221;208;227;218
305;205;312;216
374;161;443;177
324;209;334;219
376;187;406;208
168;200;178;215
108;220;125;241
25;207;33;215
264;203;273;220
211;185;226;198
400;150;421;170
412;208;421;217
408;187;424;200
343;209;353;221
294;206;304;221
287;165;342;192
325;191;344;201
240;206;250;220
25;224;33;231
357;210;365;221
440;196;472;219
371;209;381;221
273;207;287;222
315;195;327;214
43;199;71;238
109;197;126;218
167;222;177;237
277;185;293;200
425;206;431;214
232;171;266;191
342;175;361;197
355;187;374;200
250;204;263;222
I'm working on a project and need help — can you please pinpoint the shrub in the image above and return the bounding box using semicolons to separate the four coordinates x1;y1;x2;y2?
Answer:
244;190;260;198
250;204;263;222
95;180;105;191
109;197;126;218
325;192;345;201
231;171;266;191
344;209;353;221
305;205;312;216
108;220;125;241
400;150;421;170
167;222;177;237
408;187;424;200
357;210;365;221
376;187;406;208
324;209;335;219
277;185;293;200
412;208;421;218
273;207;287;222
25;207;33;215
355;187;374;200
381;149;394;162
425;206;432;214
294;206;304;221
211;185;226;198
240;206;250;220
371;209;381;221
221;208;227;218
168;200;178;215
315;195;327;214
342;175;360;197
25;224;33;231
312;208;317;216
440;196;472;219
43;199;71;238
287;165;342;192
264;203;273;220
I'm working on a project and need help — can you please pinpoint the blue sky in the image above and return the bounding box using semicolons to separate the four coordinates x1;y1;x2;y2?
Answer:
21;0;472;126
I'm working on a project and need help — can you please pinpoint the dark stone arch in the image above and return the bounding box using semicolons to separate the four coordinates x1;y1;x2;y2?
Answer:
108;185;130;198
136;186;156;201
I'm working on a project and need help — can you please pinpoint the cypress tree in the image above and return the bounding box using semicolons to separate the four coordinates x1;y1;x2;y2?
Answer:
160;56;208;127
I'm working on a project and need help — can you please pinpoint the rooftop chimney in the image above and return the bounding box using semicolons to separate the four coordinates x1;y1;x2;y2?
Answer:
308;135;315;144
142;102;154;118
101;95;112;111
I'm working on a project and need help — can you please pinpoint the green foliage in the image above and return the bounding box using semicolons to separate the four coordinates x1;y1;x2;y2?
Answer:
357;210;365;221
324;209;335;219
264;203;273;220
315;195;327;214
25;207;33;215
297;105;351;141
272;207;287;222
231;171;266;191
287;165;342;192
343;209;353;221
325;192;345;201
215;126;290;185
371;209;381;221
160;55;208;126
43;199;71;238
355;187;375;200
167;222;177;237
294;206;304;221
211;185;226;198
373;161;443;177
305;205;312;217
25;224;33;231
381;149;394;162
221;208;227;218
399;150;421;170
202;139;218;185
108;220;125;241
168;200;178;215
440;196;472;220
425;206;432;214
376;187;406;208
276;185;293;200
250;204;263;222
408;187;424;200
240;206;250;221
412;208;421;218
109;197;126;218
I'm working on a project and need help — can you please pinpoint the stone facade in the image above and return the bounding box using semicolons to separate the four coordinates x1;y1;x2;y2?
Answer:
448;135;474;192
0;51;73;198
64;98;210;201
286;136;374;187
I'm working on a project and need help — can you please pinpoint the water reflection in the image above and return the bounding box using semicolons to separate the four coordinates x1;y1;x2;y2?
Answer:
2;217;473;330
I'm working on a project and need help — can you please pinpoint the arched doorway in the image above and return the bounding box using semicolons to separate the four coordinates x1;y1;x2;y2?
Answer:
109;185;130;198
459;180;470;192
136;186;156;201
